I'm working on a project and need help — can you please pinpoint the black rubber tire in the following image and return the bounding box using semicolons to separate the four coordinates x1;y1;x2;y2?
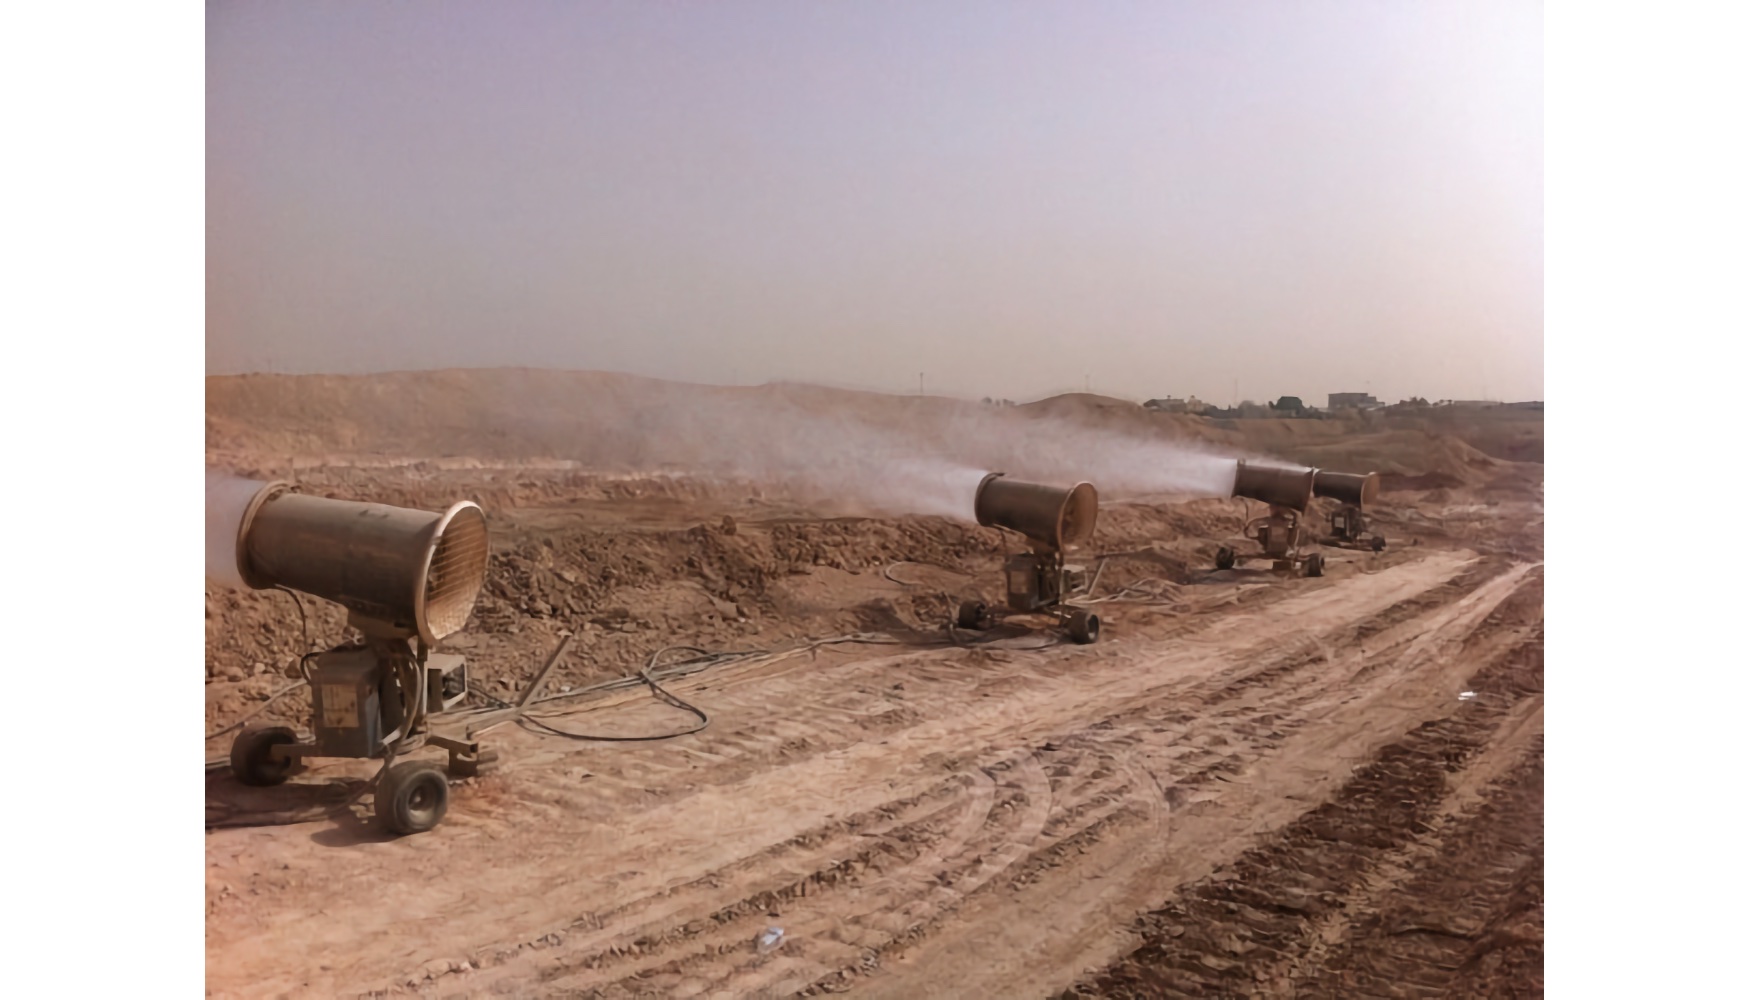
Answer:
1371;536;1387;553
377;761;450;835
1306;554;1325;578
1214;546;1236;571
231;726;298;787
956;600;988;630
1068;609;1100;645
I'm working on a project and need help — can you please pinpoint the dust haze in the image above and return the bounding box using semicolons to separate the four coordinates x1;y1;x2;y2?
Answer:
573;384;1240;516
206;471;265;590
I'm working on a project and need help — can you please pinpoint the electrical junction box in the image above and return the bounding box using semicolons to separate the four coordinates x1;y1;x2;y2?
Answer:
309;649;384;758
1259;522;1295;558
1004;553;1044;611
1004;554;1081;612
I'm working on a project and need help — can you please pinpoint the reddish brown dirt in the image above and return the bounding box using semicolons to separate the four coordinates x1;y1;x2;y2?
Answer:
204;372;1542;999
1056;579;1543;999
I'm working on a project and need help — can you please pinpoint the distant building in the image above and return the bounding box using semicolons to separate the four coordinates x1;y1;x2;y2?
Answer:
1438;400;1500;409
1144;396;1211;415
1327;392;1380;409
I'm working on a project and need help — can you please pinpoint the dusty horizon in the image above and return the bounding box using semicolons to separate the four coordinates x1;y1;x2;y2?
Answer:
208;1;1542;407
205;365;1541;407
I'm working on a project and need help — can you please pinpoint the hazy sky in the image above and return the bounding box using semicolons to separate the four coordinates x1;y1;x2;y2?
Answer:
207;1;1542;405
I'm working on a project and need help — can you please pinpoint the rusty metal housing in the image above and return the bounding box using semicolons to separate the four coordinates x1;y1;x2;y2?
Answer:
236;484;490;645
1312;470;1381;511
1232;461;1316;512
974;473;1098;552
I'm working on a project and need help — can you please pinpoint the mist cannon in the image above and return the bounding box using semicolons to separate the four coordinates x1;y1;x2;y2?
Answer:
1231;462;1316;513
1214;461;1327;577
236;484;491;644
224;482;498;835
1313;470;1388;552
957;473;1103;644
1312;470;1380;510
973;472;1099;552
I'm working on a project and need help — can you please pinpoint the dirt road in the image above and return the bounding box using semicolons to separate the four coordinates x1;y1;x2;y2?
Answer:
205;540;1542;998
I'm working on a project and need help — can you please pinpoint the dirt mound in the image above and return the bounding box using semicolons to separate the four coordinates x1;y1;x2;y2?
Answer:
1263;428;1500;484
202;486;1259;736
1016;392;1144;417
1381;405;1544;464
208;368;734;459
209;370;1528;511
1383;471;1469;493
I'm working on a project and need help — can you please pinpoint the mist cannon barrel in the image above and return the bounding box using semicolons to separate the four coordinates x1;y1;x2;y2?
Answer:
1312;470;1381;510
234;483;491;645
1232;461;1317;512
974;473;1098;551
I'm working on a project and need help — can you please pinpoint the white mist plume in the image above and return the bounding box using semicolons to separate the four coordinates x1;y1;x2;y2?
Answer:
212;375;1250;526
529;381;1243;520
207;471;267;589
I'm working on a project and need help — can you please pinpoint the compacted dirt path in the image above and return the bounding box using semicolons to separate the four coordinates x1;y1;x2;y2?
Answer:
1058;572;1544;998
206;541;1541;998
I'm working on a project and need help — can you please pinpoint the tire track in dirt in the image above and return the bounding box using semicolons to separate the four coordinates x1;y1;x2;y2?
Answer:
623;754;1059;998
204;550;1515;998
504;558;1533;999
524;768;1013;997
853;563;1538;1000
1055;599;1542;998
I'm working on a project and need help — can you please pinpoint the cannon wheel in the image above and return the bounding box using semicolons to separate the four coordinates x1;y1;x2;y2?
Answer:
377;761;450;835
956;600;988;630
1068;609;1100;645
231;726;298;787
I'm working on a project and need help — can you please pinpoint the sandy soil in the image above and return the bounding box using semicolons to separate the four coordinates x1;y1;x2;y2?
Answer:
204;372;1542;998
